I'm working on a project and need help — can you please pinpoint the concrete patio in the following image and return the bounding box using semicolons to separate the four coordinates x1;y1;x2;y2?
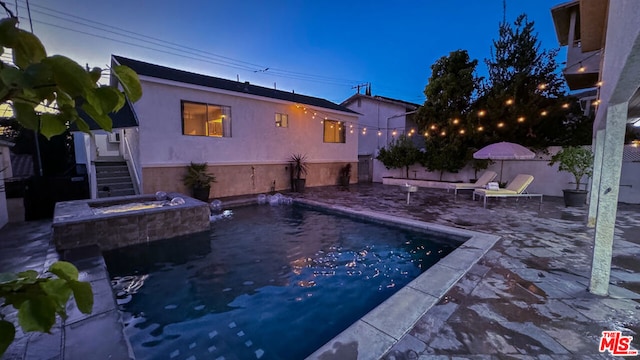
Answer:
1;183;639;359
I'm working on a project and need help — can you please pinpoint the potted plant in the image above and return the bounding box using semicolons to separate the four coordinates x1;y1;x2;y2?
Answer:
183;162;216;202
289;153;309;192
339;163;351;189
548;146;594;207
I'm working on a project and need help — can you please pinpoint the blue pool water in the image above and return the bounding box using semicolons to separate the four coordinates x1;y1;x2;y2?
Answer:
104;204;459;360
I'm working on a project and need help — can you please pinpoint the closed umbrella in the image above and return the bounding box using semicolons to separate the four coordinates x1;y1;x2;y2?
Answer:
473;142;535;183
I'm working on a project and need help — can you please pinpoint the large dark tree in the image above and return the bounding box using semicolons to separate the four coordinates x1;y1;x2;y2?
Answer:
415;50;482;175
478;14;592;147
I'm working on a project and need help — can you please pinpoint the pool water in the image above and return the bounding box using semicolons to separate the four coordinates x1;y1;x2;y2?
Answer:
104;205;459;360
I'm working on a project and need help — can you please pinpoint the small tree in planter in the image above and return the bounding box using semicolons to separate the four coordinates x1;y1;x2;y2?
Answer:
376;135;421;178
548;146;594;206
289;153;309;192
183;162;216;202
339;163;351;189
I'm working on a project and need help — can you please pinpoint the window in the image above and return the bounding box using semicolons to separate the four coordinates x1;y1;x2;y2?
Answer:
182;101;232;137
275;113;288;128
323;120;345;143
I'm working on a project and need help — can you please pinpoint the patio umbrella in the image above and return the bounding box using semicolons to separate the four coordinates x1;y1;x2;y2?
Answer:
473;141;535;183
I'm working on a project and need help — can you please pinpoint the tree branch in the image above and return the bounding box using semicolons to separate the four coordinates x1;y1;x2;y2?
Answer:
0;1;16;19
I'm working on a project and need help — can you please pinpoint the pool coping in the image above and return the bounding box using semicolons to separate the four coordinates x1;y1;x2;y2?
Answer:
297;199;500;360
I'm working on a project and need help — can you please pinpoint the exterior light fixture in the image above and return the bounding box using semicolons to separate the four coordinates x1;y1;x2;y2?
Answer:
578;62;586;72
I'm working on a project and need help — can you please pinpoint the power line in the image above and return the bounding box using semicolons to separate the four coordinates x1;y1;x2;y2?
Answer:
16;1;367;87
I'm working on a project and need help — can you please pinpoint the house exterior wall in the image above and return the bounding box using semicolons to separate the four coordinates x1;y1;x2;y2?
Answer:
344;96;418;182
133;78;358;198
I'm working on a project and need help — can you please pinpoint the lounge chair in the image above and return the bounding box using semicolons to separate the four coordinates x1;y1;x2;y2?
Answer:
447;170;498;200
473;174;542;208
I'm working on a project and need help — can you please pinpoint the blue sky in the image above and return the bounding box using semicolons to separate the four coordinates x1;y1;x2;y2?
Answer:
16;0;565;104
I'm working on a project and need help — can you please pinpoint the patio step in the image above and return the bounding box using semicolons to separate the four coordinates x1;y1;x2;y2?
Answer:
95;161;136;198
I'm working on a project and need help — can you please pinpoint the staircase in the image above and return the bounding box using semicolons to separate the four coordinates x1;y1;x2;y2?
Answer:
95;161;136;198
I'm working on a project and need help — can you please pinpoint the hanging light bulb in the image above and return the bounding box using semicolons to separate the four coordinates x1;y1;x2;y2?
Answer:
505;99;514;105
459;129;465;134
430;124;437;130
562;103;570;109
424;132;429;137
497;122;504;128
392;129;397;136
377;130;382;136
517;116;526;123
578;62;586;72
440;131;446;136
541;110;548;116
410;128;415;133
478;126;484;131
452;118;459;125
538;83;547;90
478;110;486;117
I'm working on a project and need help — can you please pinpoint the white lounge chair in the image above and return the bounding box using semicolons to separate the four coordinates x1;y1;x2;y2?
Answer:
447;170;498;200
473;174;542;208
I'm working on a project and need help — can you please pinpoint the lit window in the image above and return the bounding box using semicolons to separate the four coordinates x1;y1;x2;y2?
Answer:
323;120;345;143
182;101;231;137
275;113;288;128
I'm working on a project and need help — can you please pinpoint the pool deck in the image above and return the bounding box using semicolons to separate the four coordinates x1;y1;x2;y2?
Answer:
2;183;640;359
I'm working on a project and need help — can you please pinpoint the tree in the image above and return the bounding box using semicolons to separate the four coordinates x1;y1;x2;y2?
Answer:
478;14;591;147
376;135;422;178
0;7;142;356
414;50;482;176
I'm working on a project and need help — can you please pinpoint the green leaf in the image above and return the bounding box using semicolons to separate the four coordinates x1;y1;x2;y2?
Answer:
112;65;142;102
0;272;18;284
69;280;93;314
81;102;112;132
0;66;25;88
12;102;39;131
18;298;56;333
0;18;19;49
73;117;90;133
40;278;72;310
42;55;94;98
88;67;102;83
0;320;15;357
86;86;124;115
12;29;46;68
48;261;79;282
16;270;39;282
40;113;69;139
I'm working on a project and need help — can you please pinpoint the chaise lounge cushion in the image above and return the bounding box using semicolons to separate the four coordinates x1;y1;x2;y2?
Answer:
448;170;498;191
474;174;534;196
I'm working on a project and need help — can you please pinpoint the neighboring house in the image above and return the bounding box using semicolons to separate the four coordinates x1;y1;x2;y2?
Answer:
74;55;359;199
341;94;420;182
551;0;640;295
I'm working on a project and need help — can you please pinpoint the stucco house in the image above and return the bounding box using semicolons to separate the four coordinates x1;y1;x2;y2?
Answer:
551;0;640;295
341;94;420;182
73;55;359;199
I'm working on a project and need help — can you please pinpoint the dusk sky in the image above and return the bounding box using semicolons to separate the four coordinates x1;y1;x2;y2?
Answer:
15;0;566;105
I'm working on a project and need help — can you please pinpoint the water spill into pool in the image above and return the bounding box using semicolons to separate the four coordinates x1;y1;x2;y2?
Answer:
104;205;458;360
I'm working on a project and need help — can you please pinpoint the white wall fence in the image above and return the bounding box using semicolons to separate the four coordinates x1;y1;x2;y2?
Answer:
374;145;640;204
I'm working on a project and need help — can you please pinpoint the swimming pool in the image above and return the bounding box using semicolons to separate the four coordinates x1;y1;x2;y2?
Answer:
104;204;460;360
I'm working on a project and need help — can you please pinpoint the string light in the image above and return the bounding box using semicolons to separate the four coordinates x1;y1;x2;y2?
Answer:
459;129;465;134
517;116;526;123
562;103;570;109
424;132;429;137
497;122;504;128
377;130;382;136
478;110;486;117
478;126;484;131
505;99;514;105
452;118;459;125
540;110;548;116
430;124;437;130
392;129;397;136
538;83;547;90
596;81;603;87
578;62;586;72
440;131;446;136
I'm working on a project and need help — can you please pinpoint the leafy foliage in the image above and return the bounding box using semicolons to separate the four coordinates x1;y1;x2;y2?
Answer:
182;162;216;188
0;261;93;357
376;135;422;178
0;16;142;139
414;50;482;175
478;14;591;148
548;146;594;190
289;153;309;179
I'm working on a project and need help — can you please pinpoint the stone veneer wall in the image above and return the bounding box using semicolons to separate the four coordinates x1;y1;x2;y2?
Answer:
142;162;357;199
52;194;210;251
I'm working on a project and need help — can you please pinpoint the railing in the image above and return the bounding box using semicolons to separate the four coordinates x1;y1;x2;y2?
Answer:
123;129;141;194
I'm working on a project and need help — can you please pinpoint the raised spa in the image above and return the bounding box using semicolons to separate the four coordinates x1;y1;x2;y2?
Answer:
52;193;210;251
